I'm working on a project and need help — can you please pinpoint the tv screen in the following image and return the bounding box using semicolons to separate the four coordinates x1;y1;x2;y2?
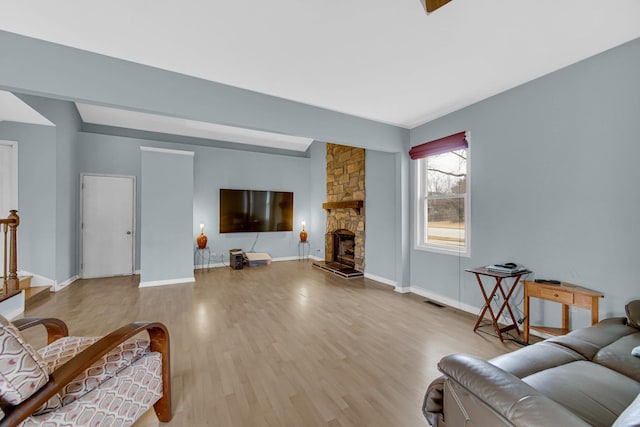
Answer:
219;189;293;233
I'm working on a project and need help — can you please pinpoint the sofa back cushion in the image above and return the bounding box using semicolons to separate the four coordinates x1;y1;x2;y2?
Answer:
626;300;640;329
0;314;50;405
593;334;640;382
549;317;636;361
490;341;585;379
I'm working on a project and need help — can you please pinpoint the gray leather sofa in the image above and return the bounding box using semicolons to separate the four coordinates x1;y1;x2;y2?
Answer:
423;301;640;426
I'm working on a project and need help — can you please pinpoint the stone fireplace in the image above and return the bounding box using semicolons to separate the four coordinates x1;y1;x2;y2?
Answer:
314;143;365;276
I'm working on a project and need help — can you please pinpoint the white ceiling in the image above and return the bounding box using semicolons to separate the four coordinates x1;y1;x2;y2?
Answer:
1;0;640;129
0;90;53;126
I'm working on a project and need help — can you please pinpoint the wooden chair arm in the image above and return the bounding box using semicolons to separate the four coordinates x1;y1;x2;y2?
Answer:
1;322;171;427
12;317;69;344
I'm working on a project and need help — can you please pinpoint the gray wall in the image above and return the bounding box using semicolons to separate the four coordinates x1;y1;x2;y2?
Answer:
8;26;633;310
140;148;194;284
308;141;327;259
0;30;409;287
365;150;397;282
79;132;315;268
409;37;640;325
15;123;401;285
52;101;81;283
79;133;401;286
192;140;311;257
0;122;56;279
77;133;144;270
8;94;81;284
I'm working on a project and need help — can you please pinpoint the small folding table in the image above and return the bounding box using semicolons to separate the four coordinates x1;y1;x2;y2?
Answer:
466;266;531;342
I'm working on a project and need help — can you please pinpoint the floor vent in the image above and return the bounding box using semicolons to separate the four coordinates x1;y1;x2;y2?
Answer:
424;300;445;308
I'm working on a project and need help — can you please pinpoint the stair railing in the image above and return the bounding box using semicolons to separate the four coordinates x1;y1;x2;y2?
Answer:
1;210;19;295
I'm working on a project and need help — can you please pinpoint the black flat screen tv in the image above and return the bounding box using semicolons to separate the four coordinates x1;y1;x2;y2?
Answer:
219;189;293;233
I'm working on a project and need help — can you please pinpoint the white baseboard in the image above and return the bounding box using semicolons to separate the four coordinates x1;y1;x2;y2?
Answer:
193;255;317;270
409;286;482;317
197;262;229;269
0;290;24;320
364;272;397;288
55;275;79;292
394;286;411;294
408;286;519;328
272;256;297;262
139;277;195;288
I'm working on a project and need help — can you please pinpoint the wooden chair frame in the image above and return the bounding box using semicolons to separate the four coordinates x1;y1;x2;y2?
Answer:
0;318;172;426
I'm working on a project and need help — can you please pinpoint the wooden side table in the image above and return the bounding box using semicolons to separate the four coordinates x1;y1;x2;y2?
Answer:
466;267;531;342
523;280;604;343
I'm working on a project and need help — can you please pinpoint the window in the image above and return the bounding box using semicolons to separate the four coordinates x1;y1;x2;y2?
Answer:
412;133;469;256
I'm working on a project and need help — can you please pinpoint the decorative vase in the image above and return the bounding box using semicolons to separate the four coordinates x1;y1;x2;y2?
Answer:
197;224;208;249
299;227;308;243
197;233;208;249
196;233;208;249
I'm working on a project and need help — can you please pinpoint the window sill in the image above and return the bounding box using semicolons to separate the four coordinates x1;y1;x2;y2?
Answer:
414;244;470;258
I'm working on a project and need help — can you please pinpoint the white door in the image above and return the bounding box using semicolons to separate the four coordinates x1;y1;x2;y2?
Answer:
81;175;135;278
0;141;18;270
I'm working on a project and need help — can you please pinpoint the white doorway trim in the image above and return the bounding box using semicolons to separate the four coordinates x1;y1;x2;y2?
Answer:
0;141;18;297
0;140;18;211
80;173;136;279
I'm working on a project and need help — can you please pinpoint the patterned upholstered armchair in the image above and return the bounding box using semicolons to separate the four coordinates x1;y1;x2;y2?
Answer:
0;314;171;426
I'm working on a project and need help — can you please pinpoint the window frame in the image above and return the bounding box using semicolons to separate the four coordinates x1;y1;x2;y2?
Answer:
414;146;471;257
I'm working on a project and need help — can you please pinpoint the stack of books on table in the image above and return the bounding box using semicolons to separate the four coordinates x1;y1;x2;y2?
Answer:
486;264;528;274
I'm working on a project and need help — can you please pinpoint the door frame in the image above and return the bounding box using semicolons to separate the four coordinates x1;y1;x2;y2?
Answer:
0;140;19;211
79;173;136;279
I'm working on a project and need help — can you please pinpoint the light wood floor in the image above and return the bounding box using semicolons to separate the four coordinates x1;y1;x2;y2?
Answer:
21;261;520;427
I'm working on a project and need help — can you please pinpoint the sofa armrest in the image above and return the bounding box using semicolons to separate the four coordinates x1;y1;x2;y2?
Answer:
613;392;640;427
423;375;445;425
437;354;591;426
13;317;69;344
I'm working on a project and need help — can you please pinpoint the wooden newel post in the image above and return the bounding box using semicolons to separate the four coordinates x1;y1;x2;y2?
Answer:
6;210;19;293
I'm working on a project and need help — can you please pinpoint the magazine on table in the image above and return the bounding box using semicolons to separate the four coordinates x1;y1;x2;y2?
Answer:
486;263;528;274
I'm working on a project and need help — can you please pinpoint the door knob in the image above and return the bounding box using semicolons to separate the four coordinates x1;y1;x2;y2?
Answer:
126;231;132;235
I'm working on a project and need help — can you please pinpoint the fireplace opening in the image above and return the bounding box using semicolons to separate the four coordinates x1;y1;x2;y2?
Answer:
325;229;356;269
314;228;363;278
335;230;355;267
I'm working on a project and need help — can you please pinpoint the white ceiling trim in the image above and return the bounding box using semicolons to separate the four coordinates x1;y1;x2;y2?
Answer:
0;90;54;126
76;103;313;152
140;146;195;157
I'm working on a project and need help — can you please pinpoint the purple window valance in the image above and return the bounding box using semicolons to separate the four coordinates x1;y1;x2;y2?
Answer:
409;131;468;160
